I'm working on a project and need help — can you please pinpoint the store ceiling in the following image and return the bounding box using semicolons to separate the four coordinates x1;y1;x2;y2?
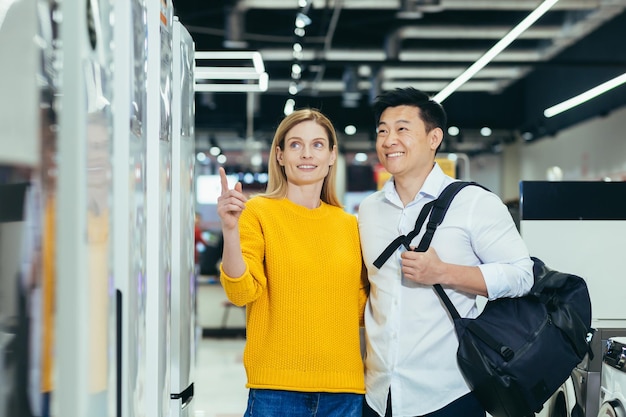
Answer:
174;0;626;158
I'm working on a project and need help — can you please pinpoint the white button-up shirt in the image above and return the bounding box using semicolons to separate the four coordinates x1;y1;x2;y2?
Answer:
358;164;533;416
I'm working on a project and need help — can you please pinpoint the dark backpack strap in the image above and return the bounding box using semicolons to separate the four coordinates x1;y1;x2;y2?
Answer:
420;183;515;360
413;181;486;318
373;200;436;269
415;181;486;252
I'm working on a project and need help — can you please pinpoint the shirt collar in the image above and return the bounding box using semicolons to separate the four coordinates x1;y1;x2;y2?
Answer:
382;162;448;206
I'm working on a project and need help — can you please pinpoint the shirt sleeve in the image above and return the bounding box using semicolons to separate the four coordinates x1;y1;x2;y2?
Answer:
467;190;534;300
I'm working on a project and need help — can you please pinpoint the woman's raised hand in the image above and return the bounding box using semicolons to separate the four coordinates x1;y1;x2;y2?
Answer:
216;167;247;231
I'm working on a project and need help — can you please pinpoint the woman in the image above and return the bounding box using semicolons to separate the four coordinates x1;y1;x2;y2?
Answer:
217;108;368;417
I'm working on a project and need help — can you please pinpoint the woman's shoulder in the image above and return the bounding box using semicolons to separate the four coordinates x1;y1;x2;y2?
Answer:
245;195;275;209
324;203;358;224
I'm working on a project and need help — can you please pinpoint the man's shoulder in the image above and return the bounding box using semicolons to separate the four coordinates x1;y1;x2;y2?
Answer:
443;181;496;201
358;190;384;209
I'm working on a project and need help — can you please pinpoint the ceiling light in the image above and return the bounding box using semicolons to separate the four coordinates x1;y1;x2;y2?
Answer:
295;12;312;28
284;99;295;115
354;153;368;162
448;126;460;136
480;127;492;136
433;0;559;103
195;51;268;93
344;125;357;135
543;72;626;118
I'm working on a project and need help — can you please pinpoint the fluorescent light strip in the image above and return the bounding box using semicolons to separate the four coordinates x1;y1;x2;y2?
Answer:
544;72;626;118
194;73;269;93
195;51;260;60
433;0;559;103
195;67;263;80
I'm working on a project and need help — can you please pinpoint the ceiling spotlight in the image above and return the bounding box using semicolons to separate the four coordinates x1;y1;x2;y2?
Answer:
209;146;221;156
295;13;312;28
294;27;305;37
448;126;460;136
284;99;295;115
344;125;357;135
480;127;492;136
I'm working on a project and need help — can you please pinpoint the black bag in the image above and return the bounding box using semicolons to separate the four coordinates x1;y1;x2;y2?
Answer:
373;181;594;417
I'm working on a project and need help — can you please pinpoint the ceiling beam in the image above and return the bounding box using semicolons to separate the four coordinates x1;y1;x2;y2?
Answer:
236;0;599;11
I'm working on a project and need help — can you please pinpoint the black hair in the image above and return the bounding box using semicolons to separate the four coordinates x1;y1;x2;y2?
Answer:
373;87;447;133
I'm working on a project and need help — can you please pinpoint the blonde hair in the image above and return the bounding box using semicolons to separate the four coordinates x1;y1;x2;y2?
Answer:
262;108;342;207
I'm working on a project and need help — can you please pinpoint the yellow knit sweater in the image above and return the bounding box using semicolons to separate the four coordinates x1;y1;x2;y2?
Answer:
220;196;368;393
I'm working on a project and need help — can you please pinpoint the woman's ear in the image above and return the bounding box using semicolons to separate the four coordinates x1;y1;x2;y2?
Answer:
329;145;337;166
276;146;284;166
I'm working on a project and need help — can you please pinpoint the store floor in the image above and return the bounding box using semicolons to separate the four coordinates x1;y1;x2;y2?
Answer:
193;279;248;417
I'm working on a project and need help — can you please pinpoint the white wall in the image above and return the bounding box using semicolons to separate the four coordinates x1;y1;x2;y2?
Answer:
468;153;503;197
519;105;626;181
475;104;626;200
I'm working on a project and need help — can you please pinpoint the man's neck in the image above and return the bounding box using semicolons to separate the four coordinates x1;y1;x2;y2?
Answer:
394;175;426;207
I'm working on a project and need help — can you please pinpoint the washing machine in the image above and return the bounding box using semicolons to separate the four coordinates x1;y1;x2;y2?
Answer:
598;337;626;417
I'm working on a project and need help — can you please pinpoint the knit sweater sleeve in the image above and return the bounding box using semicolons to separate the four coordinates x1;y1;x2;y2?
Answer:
220;198;267;306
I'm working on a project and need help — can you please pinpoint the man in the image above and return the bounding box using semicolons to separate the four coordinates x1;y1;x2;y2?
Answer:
358;87;533;417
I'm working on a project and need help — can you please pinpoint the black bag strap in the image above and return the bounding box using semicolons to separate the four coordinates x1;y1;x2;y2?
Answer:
414;182;515;361
374;181;486;270
413;181;485;320
373;200;437;268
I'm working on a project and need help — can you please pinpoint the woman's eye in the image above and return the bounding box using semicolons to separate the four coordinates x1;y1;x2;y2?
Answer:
289;141;301;149
313;141;325;149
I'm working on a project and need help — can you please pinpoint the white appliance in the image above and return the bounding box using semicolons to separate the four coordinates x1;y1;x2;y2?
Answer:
520;181;626;417
0;0;40;415
56;0;117;415
598;337;626;417
112;0;149;415
170;17;196;417
144;0;174;416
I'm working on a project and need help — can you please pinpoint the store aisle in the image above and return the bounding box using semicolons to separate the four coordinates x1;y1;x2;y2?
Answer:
193;337;248;417
192;279;248;417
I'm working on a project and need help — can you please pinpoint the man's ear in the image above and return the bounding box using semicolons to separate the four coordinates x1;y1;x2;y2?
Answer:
430;127;444;150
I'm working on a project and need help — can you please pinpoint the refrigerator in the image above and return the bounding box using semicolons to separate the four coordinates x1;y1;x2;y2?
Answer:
112;0;149;416
170;17;196;417
144;0;174;416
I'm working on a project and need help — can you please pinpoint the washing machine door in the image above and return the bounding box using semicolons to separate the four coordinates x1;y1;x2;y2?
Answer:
598;401;626;417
